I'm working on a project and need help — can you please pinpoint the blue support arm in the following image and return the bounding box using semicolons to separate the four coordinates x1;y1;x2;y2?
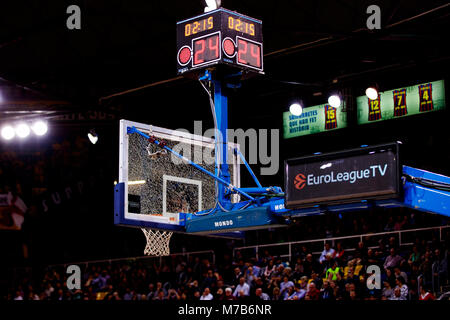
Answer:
402;165;450;216
234;148;263;188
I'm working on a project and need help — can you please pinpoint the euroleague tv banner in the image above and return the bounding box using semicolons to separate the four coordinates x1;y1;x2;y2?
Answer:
285;147;399;208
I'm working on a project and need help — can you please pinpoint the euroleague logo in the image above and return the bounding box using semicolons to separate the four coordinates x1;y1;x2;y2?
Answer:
294;173;306;190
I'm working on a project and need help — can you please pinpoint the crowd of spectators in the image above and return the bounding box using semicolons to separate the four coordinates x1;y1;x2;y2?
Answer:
2;130;450;302
7;232;449;301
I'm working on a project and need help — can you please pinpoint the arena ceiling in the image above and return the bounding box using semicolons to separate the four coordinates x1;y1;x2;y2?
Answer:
0;0;449;122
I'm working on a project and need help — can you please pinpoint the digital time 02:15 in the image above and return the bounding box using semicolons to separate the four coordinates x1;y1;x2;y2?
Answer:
184;17;213;37
228;16;255;36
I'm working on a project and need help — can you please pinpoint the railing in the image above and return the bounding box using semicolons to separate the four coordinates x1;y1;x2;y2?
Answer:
233;225;450;262
47;249;216;269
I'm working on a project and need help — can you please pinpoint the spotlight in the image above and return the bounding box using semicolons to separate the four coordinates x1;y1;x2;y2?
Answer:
204;0;220;12
289;103;303;116
88;129;98;144
1;125;15;140
365;87;378;100
15;123;30;138
31;120;48;136
328;95;341;108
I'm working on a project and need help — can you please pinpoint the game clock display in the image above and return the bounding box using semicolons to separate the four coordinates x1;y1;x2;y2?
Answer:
176;8;263;75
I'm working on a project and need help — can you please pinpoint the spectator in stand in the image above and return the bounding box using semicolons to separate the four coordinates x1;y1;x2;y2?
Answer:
306;282;320;300
169;289;181;301
344;267;359;285
381;280;393;300
308;271;322;290
343;260;354;280
354;259;364;278
383;268;396;288
384;248;404;270
271;287;282;301
387;237;399;252
44;283;54;299
375;240;388;262
13;290;24;300
326;261;341;282
91;270;109;292
335;242;345;262
384;216;395;232
432;248;448;288
280;276;295;299
354;241;367;261
231;267;243;287
297;245;310;261
319;242;336;264
298;276;308;291
271;264;285;282
202;269;217;291
393;276;408;300
408;245;422;266
393;267;408;283
233;277;250;298
220;287;236;301
366;248;379;266
215;288;224;300
249;259;261;278
147;283;156;300
303;254;319;276
293;283;307;300
187;280;200;298
254;287;270;300
319;280;334;300
329;281;341;300
394;215;408;231
262;259;276;279
292;257;304;279
419;286;435;301
284;286;295;300
245;266;257;287
200;287;213;300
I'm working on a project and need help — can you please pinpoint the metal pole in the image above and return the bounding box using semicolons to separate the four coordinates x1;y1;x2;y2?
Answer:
213;79;231;207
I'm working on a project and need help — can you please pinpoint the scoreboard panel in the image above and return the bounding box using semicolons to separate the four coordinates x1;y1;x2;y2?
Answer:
176;8;263;75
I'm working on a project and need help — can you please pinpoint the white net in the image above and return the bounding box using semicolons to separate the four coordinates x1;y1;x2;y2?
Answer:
141;228;173;256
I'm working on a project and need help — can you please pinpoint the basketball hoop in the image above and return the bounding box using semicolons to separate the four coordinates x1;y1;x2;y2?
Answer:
147;143;167;160
141;228;173;256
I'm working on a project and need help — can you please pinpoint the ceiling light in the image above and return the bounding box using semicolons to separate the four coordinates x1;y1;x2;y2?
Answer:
15;123;30;138
289;103;303;116
31;120;48;136
1;125;15;140
328;95;341;108
365;87;378;100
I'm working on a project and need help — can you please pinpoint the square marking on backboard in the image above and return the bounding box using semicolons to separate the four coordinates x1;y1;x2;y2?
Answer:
163;175;202;215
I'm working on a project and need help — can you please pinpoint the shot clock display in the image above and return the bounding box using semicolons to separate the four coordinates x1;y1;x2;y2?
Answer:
176;8;263;75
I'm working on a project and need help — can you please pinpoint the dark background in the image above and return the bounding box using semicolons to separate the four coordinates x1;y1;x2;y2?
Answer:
0;0;449;272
